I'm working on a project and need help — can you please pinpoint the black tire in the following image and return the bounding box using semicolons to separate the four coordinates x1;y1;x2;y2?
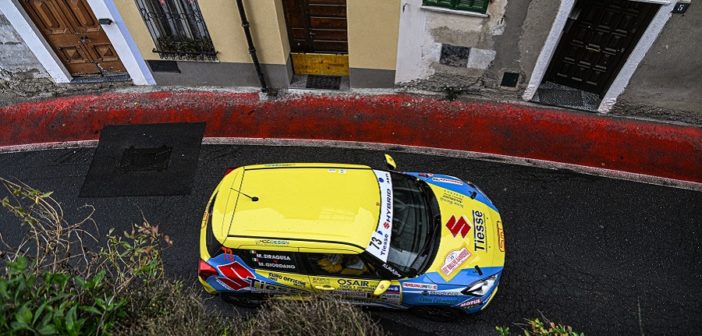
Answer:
411;306;463;322
221;293;264;308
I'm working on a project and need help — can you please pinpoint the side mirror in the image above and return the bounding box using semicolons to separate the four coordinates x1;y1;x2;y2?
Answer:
373;280;392;296
384;154;397;170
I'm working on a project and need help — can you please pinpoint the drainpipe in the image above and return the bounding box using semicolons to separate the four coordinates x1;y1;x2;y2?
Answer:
236;0;268;93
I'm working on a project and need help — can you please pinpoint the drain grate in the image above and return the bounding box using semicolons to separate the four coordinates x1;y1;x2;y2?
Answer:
119;145;172;172
306;75;341;90
501;72;520;87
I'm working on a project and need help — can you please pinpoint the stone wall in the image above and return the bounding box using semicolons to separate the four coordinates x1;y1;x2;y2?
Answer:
612;4;702;123
0;13;53;100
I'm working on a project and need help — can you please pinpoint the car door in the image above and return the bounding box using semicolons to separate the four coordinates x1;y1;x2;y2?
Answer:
301;252;403;308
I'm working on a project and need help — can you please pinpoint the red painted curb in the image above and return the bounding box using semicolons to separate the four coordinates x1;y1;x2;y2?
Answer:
1;91;700;183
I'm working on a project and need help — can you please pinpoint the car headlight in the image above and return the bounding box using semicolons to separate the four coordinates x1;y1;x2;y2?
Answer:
462;274;498;296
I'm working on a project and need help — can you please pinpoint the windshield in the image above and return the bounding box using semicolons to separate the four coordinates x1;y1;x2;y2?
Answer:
385;172;437;274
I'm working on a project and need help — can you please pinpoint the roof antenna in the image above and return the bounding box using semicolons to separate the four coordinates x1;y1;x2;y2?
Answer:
231;187;258;202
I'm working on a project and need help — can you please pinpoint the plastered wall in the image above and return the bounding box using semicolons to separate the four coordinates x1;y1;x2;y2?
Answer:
113;0;289;65
347;0;400;71
395;0;508;89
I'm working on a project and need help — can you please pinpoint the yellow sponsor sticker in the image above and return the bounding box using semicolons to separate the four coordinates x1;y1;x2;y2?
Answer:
497;220;505;252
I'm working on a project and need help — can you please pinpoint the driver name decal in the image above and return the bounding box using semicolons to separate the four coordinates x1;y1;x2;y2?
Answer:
368;170;393;262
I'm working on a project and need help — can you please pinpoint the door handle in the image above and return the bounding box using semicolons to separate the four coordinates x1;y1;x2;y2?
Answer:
314;285;335;291
80;36;89;44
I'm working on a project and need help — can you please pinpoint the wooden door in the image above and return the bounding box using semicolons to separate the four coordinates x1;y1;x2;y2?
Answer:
282;0;349;76
545;0;658;95
20;0;126;76
283;0;348;54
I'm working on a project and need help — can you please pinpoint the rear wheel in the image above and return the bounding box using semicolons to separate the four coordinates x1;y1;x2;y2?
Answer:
411;306;463;322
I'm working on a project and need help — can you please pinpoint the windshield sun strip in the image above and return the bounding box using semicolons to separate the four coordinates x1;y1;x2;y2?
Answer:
366;170;393;263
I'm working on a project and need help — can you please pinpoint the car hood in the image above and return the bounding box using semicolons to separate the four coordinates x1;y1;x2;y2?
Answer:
407;173;505;285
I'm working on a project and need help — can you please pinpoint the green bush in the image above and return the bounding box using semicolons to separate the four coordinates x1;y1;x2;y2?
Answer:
0;257;123;336
496;317;584;336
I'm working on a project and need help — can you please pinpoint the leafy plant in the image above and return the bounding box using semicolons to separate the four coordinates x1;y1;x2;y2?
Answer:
497;316;584;336
0;256;124;335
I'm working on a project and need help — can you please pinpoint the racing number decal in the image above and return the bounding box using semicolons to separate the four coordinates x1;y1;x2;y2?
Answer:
217;261;255;291
369;237;383;250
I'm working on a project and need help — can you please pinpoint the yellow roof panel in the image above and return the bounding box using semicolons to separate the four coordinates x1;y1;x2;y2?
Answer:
219;164;381;250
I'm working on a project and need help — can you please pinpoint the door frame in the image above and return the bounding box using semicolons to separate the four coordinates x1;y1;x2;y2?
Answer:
0;0;155;85
522;0;676;113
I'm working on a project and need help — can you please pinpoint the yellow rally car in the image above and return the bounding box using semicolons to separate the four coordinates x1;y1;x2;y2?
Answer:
198;156;505;318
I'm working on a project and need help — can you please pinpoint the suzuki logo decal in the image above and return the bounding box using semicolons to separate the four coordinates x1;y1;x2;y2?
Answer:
216;261;254;291
446;215;471;238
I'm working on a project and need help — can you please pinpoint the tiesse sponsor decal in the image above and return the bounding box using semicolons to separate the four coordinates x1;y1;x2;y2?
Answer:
368;170;393;262
403;282;438;291
473;210;487;251
431;177;464;186
440;248;471;276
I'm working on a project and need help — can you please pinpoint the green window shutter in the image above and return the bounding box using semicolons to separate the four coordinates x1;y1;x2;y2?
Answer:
424;0;489;14
453;0;489;13
423;0;454;9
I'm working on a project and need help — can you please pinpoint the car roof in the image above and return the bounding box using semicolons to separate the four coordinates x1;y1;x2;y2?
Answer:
213;163;381;252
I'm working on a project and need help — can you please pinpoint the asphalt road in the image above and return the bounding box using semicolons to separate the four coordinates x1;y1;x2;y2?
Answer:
0;145;700;335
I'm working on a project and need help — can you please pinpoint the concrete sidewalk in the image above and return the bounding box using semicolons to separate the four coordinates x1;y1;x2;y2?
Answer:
0;89;700;188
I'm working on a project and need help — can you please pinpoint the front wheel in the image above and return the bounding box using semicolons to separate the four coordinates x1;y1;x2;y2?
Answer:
410;306;464;322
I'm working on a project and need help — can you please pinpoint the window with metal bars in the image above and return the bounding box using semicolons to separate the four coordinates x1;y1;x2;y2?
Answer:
135;0;217;61
423;0;489;14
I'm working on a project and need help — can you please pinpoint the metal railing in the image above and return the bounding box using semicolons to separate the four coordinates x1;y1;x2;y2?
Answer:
135;0;217;61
